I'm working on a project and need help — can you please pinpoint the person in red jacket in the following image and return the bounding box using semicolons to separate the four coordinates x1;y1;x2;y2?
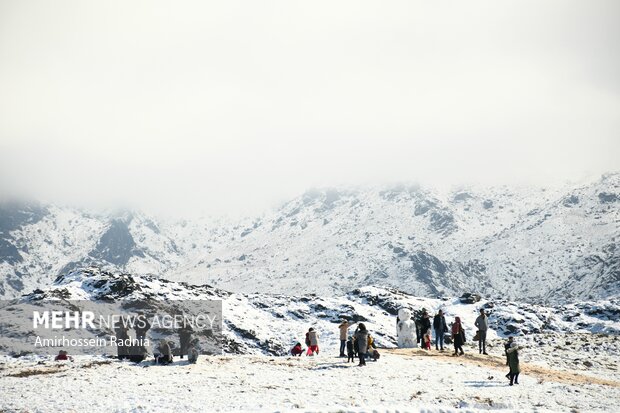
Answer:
422;331;432;350
451;317;465;356
290;342;303;357
54;350;73;362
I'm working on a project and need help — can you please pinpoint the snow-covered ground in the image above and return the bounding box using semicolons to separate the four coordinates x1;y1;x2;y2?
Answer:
1;341;619;413
1;267;619;412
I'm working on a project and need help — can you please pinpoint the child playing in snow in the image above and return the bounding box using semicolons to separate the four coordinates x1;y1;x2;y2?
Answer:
291;342;303;357
423;331;432;350
346;337;355;362
54;350;73;362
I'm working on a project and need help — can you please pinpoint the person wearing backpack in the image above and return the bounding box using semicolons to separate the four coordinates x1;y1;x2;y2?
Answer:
451;316;465;356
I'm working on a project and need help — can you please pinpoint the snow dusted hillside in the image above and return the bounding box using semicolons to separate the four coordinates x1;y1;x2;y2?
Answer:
175;173;620;303
0;173;618;303
4;267;618;358
0;205;222;298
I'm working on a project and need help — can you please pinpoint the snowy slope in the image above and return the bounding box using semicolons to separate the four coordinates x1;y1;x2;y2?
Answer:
0;173;618;303
4;267;618;359
173;173;619;303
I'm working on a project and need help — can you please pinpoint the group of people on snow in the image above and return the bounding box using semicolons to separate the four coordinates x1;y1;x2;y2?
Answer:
288;306;523;383
291;320;380;366
52;305;523;385
401;308;489;357
112;317;200;365
153;326;200;365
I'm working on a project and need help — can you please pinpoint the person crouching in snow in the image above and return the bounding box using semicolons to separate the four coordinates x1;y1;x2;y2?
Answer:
306;328;320;356
54;350;73;362
155;339;173;364
291;342;303;357
188;338;200;364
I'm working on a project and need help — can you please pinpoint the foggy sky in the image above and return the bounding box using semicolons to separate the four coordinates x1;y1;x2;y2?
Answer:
1;0;618;216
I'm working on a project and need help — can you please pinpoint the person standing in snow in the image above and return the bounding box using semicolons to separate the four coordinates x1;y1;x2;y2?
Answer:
504;336;514;379
451;316;465;356
178;325;193;359
422;331;432;350
114;319;130;360
433;309;447;350
354;323;369;366
346;337;355;362
338;319;349;357
418;311;431;345
128;344;148;363
474;308;489;355
306;328;320;356
506;340;523;385
134;312;151;343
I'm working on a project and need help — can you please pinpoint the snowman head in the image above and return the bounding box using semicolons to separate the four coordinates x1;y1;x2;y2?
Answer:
398;308;411;321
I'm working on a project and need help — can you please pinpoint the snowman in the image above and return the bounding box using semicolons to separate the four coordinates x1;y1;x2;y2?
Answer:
397;308;418;348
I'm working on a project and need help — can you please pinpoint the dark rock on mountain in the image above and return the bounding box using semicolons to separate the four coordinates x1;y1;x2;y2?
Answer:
460;293;481;304
563;195;579;207
598;192;618;203
89;219;144;266
482;199;494;209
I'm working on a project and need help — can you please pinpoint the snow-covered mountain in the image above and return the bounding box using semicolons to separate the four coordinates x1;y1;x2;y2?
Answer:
0;173;618;303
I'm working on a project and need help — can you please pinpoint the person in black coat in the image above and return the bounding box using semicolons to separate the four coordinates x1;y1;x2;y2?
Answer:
134;313;151;343
433;310;447;350
418;311;432;345
114;319;130;360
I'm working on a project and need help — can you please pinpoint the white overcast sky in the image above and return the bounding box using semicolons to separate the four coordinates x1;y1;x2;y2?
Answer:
0;0;618;216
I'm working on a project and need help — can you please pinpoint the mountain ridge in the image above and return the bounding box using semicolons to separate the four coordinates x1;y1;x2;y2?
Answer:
0;173;618;303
